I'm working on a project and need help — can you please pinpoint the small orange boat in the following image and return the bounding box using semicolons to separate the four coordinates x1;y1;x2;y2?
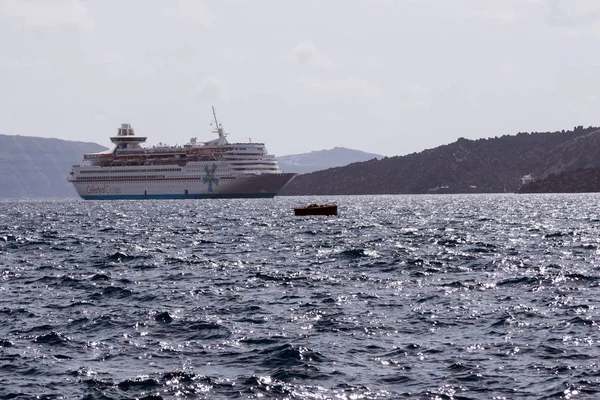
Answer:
294;203;338;216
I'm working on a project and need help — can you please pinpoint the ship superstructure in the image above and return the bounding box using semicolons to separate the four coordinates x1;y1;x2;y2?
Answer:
68;108;297;199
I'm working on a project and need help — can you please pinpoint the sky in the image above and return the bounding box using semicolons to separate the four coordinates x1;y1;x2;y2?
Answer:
1;0;600;157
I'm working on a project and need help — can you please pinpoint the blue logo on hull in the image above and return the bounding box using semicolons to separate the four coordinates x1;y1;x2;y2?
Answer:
203;163;220;192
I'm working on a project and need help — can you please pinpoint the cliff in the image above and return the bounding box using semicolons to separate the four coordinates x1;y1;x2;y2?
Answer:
0;135;107;199
280;126;600;196
516;127;600;193
518;168;600;193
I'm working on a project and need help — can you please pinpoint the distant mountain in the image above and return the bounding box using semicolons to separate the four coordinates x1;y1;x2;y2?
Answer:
277;147;382;174
0;135;107;199
279;126;600;196
517;128;600;193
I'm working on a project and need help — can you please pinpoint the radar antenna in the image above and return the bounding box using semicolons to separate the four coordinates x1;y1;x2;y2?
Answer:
212;105;226;138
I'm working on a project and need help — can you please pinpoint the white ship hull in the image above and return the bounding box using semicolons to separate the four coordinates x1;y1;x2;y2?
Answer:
71;173;297;200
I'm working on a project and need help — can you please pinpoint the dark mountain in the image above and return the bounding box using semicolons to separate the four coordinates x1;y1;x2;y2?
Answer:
280;126;600;196
528;128;600;178
0;134;107;199
518;168;600;193
517;128;600;193
277;147;382;174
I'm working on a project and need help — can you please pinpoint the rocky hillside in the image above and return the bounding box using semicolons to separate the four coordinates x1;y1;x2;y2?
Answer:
516;128;600;193
528;128;600;179
277;147;382;174
0;135;107;199
280;126;600;196
518;168;600;193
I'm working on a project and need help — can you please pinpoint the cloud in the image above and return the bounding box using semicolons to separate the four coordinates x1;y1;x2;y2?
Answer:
545;0;600;27
0;0;94;31
447;8;521;23
168;0;214;27
396;82;431;110
296;76;382;97
288;40;335;70
405;82;430;97
193;77;227;101
0;58;47;68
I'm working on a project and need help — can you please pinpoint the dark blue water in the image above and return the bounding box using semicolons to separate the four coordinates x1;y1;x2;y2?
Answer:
1;194;600;399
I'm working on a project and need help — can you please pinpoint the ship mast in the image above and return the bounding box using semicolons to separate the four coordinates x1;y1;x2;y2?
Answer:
212;105;225;138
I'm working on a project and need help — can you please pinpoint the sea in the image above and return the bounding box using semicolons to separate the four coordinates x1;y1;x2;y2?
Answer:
1;194;600;399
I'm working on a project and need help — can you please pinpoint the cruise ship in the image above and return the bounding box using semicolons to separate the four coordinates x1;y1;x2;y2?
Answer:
68;108;297;200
